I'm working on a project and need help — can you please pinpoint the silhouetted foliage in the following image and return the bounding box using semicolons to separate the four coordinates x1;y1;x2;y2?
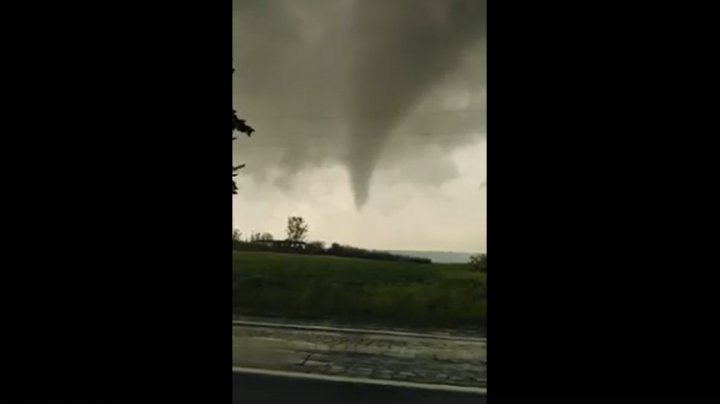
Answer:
286;216;309;247
232;66;254;194
306;241;326;254
232;237;431;264
234;240;304;254
249;232;258;242
249;231;273;242
232;229;242;242
325;243;431;264
469;253;487;272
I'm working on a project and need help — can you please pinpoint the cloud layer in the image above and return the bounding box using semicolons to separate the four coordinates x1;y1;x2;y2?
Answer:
233;0;486;208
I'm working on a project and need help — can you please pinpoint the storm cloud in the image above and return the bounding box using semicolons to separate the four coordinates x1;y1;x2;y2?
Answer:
233;0;486;209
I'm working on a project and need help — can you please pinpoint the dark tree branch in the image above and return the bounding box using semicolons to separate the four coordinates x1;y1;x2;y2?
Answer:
233;65;255;195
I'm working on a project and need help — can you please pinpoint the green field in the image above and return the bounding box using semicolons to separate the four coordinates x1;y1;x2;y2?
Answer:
232;251;487;331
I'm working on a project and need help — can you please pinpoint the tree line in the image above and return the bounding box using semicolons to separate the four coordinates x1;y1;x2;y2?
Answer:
232;216;432;264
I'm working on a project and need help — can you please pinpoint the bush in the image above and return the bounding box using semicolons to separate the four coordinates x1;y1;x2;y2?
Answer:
469;254;487;272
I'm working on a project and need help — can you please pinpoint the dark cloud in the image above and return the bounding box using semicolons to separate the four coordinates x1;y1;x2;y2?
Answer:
233;0;486;209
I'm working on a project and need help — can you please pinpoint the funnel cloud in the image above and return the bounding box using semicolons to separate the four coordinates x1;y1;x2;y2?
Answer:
233;0;486;209
345;0;485;208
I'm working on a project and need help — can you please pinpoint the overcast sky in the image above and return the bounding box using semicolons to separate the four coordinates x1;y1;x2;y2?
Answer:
233;0;486;253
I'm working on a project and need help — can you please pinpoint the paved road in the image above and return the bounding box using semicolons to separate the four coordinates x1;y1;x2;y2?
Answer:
233;370;487;404
232;320;486;388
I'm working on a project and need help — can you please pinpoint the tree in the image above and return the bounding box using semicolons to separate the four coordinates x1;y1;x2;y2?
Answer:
307;241;326;254
249;232;273;242
286;216;309;247
232;229;242;242
232;66;255;194
469;253;487;273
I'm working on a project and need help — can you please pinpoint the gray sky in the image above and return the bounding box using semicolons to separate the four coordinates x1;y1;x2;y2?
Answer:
233;0;486;253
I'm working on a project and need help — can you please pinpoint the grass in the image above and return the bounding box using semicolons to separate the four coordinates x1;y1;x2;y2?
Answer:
232;251;486;331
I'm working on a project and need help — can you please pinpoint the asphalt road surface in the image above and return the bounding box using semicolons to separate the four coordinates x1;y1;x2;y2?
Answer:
232;371;487;404
232;320;486;388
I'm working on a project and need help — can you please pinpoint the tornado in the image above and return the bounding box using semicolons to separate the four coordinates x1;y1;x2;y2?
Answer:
344;0;486;208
